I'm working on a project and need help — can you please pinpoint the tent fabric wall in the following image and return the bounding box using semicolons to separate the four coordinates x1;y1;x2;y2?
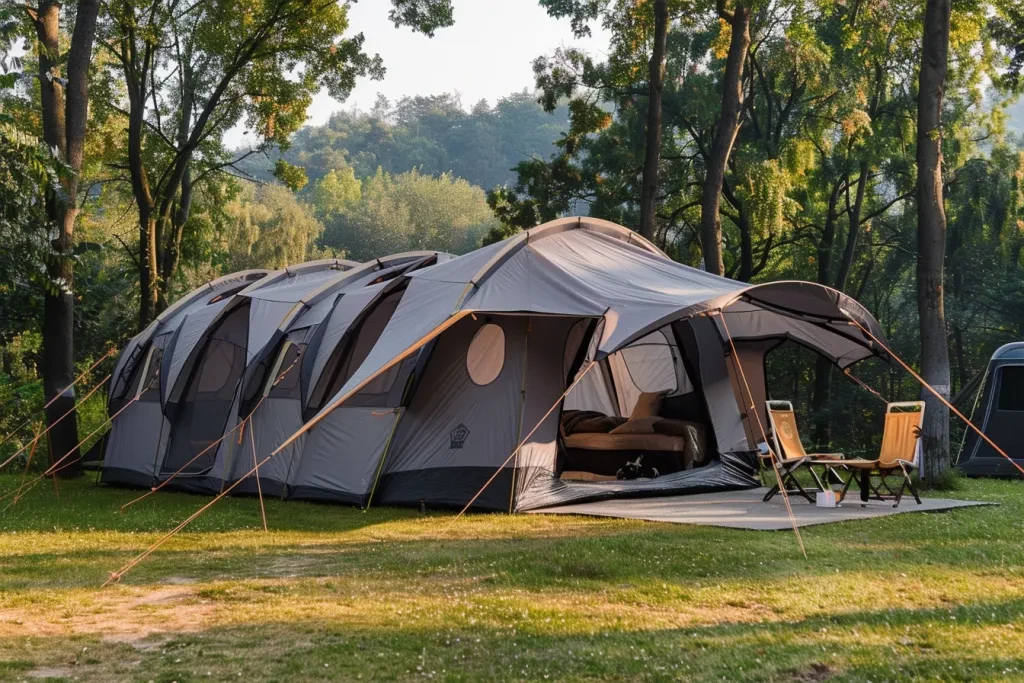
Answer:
376;315;529;509
221;253;448;496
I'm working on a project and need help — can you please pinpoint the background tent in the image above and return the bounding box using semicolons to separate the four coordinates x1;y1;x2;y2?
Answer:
958;342;1024;477
277;217;888;512
223;252;451;496
102;269;271;487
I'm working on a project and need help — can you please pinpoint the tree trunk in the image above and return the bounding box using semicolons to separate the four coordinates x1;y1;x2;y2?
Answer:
126;66;158;329
835;161;869;292
638;0;668;241
30;0;100;475
700;2;751;276
916;0;952;480
811;181;841;444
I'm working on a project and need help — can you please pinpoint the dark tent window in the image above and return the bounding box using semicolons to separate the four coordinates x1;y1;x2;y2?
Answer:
997;366;1024;411
268;343;304;399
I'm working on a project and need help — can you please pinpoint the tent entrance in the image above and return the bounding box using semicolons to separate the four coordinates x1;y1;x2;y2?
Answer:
558;325;714;483
162;303;250;475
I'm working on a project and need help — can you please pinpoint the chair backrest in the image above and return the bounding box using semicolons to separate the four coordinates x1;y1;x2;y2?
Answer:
766;400;808;462
879;401;926;467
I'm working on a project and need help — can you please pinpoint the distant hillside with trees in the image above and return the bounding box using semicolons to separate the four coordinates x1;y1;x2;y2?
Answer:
235;90;571;191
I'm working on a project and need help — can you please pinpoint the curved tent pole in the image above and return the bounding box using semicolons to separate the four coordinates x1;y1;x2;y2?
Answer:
842;314;1024;478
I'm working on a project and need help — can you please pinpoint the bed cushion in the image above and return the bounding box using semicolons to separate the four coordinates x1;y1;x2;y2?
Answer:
561;410;627;436
563;432;688;452
608;416;662;435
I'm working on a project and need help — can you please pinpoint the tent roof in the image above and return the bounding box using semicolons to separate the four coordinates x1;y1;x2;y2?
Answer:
278;217;890;455
991;342;1024;362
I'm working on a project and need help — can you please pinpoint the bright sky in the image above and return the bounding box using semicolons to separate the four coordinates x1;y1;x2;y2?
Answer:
226;0;611;148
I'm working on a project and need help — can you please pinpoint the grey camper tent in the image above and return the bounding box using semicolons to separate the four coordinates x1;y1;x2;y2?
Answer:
102;259;358;490
958;342;1024;477
275;217;889;512
103;269;272;487
222;252;451;497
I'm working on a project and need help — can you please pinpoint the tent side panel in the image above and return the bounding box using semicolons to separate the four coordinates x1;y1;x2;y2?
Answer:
228;397;305;497
101;403;168;487
286;407;400;504
376;315;528;510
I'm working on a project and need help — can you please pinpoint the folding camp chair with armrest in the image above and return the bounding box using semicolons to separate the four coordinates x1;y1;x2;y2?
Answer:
810;401;924;507
762;400;845;503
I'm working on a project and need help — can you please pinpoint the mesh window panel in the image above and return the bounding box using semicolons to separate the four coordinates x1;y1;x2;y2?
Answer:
997;366;1024;411
269;343;305;400
163;337;248;474
137;347;163;402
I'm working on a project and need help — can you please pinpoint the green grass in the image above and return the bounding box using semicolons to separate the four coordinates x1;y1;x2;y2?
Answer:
0;474;1023;681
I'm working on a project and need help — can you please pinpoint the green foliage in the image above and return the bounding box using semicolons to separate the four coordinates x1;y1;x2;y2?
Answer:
218;183;326;271
317;168;498;260
235;91;572;191
273;160;309;192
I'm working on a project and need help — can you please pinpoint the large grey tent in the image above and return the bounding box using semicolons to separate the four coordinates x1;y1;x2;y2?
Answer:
102;259;359;490
276;217;889;512
958;342;1024;477
221;252;451;496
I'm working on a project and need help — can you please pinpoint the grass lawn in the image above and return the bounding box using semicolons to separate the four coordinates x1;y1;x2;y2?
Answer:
0;474;1022;682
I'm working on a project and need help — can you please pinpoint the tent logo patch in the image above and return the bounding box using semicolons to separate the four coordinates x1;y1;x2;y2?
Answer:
450;424;470;449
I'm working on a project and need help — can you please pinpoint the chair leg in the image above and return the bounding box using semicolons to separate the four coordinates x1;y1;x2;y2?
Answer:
899;463;922;505
787;472;815;503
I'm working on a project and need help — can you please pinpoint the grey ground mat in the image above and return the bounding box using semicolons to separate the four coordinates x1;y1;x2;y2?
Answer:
528;487;994;530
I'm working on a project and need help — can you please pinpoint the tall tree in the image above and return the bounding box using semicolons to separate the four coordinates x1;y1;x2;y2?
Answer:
638;0;668;239
21;0;101;474
916;0;952;479
699;0;750;275
536;0;692;239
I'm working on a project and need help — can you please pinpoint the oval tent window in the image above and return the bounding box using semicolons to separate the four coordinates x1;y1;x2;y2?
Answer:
467;323;505;386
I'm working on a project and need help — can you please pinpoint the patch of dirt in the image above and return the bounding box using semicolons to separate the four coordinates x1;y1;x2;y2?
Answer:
788;663;834;682
26;667;74;679
0;584;215;642
102;632;171;652
162;575;197;585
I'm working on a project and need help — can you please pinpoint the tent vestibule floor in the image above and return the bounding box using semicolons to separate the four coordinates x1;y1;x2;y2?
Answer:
528;487;992;530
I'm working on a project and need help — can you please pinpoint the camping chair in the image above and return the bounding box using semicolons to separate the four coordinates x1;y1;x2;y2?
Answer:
762;401;845;503
817;401;925;507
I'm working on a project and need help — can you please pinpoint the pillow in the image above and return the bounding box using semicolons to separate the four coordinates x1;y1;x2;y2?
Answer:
609;416;662;435
629;391;666;421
